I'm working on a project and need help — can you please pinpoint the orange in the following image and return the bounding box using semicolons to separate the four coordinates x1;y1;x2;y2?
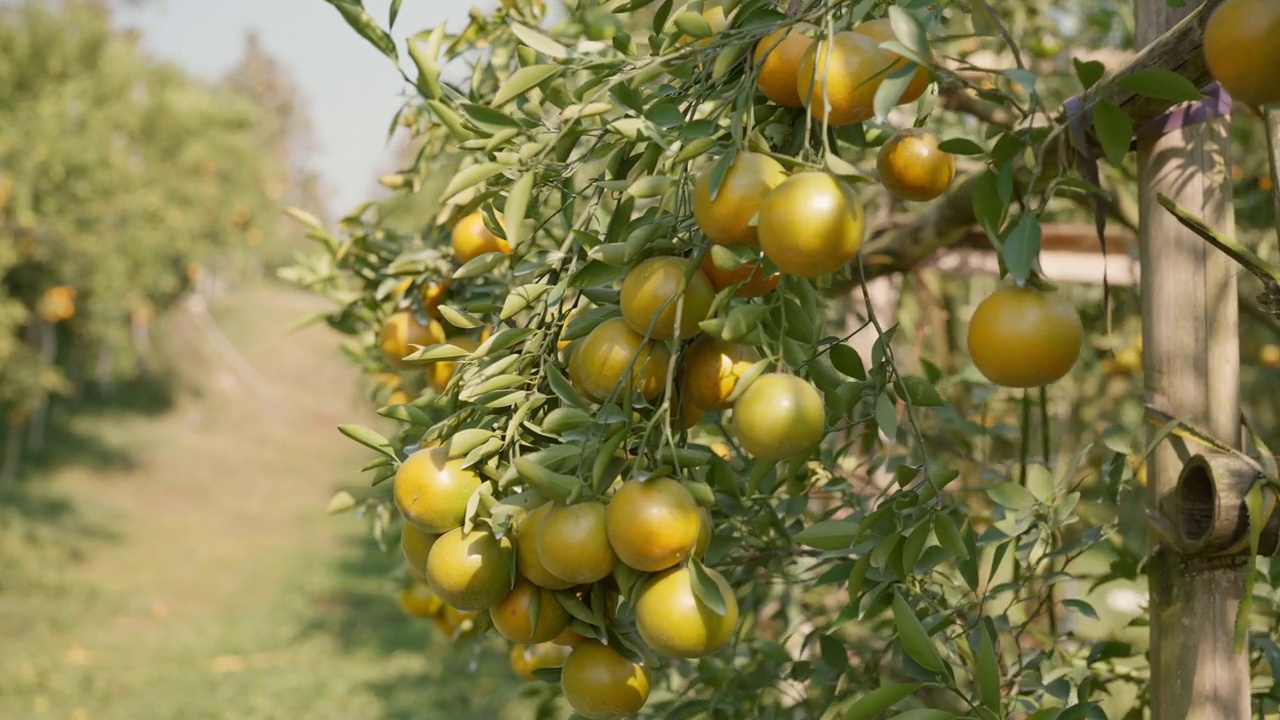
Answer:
535;502;616;585
451;211;510;263
619;256;715;341
424;526;515;610
561;642;652;720
433;605;481;638
699;253;781;298
966;286;1083;388
400;523;438;580
393;445;481;534
634;565;739;658
692;152;788;247
851;18;932;105
797;31;888;126
379;311;446;367
605;477;701;572
509;642;571;681
684;336;759;411
753;24;816;107
876;129;955;202
731;373;825;462
1204;0;1280;108
490;576;572;643
398;580;445;619
567;317;671;404
515;504;577;590
756;171;865;278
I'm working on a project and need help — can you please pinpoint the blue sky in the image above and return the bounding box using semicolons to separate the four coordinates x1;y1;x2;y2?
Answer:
113;0;495;215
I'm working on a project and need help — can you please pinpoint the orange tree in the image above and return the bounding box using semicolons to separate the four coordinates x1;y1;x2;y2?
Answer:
292;0;1280;717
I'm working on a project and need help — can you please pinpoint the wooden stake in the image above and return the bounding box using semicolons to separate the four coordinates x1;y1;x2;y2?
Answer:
1137;1;1246;717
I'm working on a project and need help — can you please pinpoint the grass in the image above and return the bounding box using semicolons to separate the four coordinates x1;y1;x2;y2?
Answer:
0;284;556;720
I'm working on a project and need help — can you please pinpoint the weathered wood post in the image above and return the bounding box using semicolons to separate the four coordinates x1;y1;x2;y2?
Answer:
1137;0;1246;717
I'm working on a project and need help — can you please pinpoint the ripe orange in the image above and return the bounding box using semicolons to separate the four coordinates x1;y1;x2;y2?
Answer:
876;129;955;202
451;210;511;263
490;576;572;643
400;523;438;580
433;604;481;638
561;641;652;720
535;501;616;585
967;286;1083;388
398;580;445;619
757;171;865;278
692;152;788;247
797;31;888;126
393;445;481;534
699;253;781;298
731;373;825;462
567;317;672;404
634;565;739;658
425;526;515;610
1204;0;1280;108
509;642;571;681
605;477;701;573
753;24;816;107
515;504;577;590
619;256;715;341
851;18;932;105
379;311;446;367
1260;344;1280;368
386;390;413;406
551;626;594;647
684;336;759;411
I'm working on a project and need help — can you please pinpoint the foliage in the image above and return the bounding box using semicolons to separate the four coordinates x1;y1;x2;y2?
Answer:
291;0;1280;718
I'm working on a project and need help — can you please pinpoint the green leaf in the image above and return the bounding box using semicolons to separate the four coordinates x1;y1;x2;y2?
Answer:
876;393;899;441
1063;598;1099;620
446;429;495;457
1073;58;1105;90
874;66;915;121
793;520;859;551
886;6;931;63
388;0;403;27
831;344;867;381
843;683;924;720
900;376;945;407
1102;424;1132;454
452;251;508;280
937;138;985;156
442;162;505;201
327;490;358;515
1002;214;1041;284
971;170;1005;240
975;622;1000;711
437;304;484;329
500;283;552;320
1093;99;1133;168
1116;69;1203;102
325;0;398;61
337;424;398;460
891;591;945;672
987;481;1035;510
887;711;954;720
493;65;561;107
934;514;968;560
704;150;737;203
508;21;569;59
513;457;581;503
688;557;729;617
503;171;535;248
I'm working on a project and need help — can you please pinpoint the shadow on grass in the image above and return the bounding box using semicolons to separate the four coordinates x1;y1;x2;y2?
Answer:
301;510;559;720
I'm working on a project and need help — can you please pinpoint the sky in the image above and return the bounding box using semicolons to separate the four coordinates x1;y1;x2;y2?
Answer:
112;0;497;215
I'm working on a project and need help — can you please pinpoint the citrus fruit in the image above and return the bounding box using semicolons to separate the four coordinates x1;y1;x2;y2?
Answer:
561;641;652;720
393;445;481;534
605;477;701;572
699;252;781;298
451;210;510;263
851;18;932;105
635;565;739;658
567;317;672;404
757;171;865;278
731;373;825;462
421;278;449;317
400;523;438;580
692;152;788;247
551;626;594;647
684;336;759;411
398;580;445;619
433;605;481;638
510;642;571;681
490;576;572;643
797;31;888;126
535;501;616;585
1261;344;1280;368
966;286;1083;388
425;526;515;610
753;24;816;107
379;311;446;367
515;504;577;590
1204;0;1280;108
619;256;715;341
876;129;955;202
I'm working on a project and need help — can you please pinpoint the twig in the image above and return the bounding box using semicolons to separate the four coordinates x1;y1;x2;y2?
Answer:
1266;109;1280;250
1155;193;1280;284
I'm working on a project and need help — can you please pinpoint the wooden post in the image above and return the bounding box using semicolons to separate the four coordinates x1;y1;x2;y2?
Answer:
1137;1;1246;718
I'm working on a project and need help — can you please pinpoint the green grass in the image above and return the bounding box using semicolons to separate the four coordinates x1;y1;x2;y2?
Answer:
0;285;557;720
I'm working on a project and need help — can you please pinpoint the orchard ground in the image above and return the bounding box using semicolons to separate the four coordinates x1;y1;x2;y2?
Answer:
0;281;1161;719
0;284;548;720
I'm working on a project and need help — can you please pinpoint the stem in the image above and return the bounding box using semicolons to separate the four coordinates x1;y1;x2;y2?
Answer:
1265;109;1280;250
1156;193;1280;284
1039;386;1050;463
1019;389;1031;486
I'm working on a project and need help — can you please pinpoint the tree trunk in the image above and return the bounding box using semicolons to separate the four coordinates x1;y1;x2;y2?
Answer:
1138;1;1246;718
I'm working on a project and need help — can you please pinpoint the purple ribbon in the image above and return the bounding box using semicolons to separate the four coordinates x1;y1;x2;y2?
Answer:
1137;81;1233;137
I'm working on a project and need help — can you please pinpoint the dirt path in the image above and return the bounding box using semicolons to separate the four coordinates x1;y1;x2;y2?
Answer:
0;285;535;720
